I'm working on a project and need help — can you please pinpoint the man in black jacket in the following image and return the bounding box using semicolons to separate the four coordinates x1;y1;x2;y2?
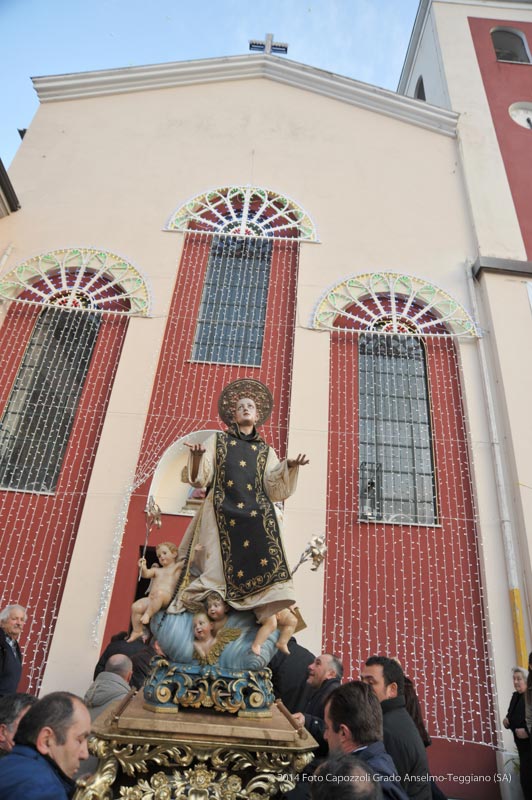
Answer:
362;657;431;800
323;681;408;800
0;606;26;696
292;653;343;755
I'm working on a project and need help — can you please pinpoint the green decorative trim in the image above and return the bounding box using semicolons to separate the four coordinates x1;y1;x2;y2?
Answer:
165;185;318;241
311;271;479;337
0;248;150;315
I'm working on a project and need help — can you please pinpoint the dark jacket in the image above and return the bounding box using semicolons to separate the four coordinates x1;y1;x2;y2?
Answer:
0;629;22;696
269;638;315;713
302;677;341;754
355;741;409;800
381;697;431;800
0;744;76;799
93;634;146;680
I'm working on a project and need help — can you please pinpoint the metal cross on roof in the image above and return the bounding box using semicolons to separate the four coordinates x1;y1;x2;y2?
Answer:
249;33;288;55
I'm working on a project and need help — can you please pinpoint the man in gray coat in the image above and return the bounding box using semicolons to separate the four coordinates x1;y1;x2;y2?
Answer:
84;654;133;721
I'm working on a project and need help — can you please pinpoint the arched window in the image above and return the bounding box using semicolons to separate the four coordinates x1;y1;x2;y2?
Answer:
359;329;436;524
491;28;531;63
414;76;426;101
165;185;317;368
0;249;149;492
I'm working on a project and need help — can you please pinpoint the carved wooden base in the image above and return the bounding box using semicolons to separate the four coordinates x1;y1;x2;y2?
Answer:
73;691;316;800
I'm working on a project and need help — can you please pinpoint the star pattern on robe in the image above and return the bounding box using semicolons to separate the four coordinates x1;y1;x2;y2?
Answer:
230;440;237;446
251;444;257;450
243;540;250;548
260;558;268;566
239;460;247;467
237;502;244;509
229;519;236;527
237;570;244;578
227;480;234;487
250;510;257;517
246;483;253;491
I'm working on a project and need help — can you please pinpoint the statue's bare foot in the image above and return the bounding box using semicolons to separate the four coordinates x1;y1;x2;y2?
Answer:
251;642;262;656
276;641;291;655
127;630;144;643
140;613;150;625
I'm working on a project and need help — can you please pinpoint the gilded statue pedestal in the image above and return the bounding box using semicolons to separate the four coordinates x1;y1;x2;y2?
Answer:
74;690;317;799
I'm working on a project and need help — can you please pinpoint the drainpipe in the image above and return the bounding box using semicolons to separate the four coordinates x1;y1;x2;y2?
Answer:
465;262;527;666
0;242;13;274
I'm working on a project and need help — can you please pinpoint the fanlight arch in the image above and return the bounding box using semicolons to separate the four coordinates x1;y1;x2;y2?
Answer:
0;248;150;315
165;185;318;241
311;272;478;337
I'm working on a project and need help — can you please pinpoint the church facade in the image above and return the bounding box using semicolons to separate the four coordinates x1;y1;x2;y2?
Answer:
1;1;531;795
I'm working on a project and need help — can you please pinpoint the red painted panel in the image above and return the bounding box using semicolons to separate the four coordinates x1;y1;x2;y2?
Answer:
104;233;300;639
469;17;532;257
324;330;497;792
0;307;128;692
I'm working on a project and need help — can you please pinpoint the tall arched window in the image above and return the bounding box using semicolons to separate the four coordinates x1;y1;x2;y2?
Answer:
359;330;436;525
0;249;149;493
491;28;531;63
414;76;426;101
165;185;317;368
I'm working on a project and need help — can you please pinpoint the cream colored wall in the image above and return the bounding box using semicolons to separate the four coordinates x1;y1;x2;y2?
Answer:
0;73;514;697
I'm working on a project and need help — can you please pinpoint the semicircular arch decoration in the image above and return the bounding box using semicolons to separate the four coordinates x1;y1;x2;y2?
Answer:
311;272;479;337
0;248;150;315
165;185;318;241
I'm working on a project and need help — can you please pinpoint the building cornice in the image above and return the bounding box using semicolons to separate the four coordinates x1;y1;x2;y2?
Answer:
0;159;20;217
474;255;532;278
32;54;458;138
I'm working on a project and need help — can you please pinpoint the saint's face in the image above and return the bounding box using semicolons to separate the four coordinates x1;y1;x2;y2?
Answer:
234;398;258;428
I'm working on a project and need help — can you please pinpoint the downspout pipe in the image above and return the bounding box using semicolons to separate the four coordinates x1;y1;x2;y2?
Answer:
465;262;527;667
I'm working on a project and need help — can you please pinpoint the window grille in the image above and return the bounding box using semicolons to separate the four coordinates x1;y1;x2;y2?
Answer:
0;306;100;492
358;332;437;525
192;235;273;367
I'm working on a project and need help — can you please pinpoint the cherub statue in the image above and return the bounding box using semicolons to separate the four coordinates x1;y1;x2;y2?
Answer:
192;611;216;659
128;542;184;642
205;591;230;634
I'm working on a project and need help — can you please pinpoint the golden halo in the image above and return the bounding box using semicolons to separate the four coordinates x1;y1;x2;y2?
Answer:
218;379;273;427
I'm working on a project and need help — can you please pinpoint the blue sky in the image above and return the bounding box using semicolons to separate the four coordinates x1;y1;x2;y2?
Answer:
1;0;419;167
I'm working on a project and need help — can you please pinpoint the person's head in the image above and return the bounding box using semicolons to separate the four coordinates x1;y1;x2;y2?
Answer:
324;681;383;754
15;692;90;777
0;605;27;641
513;666;528;694
312;754;381;800
362;656;405;702
205;592;229;622
234;397;258;430
307;654;343;689
193;612;214;640
104;654;133;683
0;694;37;754
155;542;178;565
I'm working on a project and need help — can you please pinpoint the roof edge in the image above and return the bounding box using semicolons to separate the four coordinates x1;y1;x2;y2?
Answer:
32;53;458;139
0;159;20;216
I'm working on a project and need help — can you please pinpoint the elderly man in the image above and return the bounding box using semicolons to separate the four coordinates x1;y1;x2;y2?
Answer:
84;653;133;720
0;605;26;696
292;653;343;752
0;693;37;756
0;691;90;799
